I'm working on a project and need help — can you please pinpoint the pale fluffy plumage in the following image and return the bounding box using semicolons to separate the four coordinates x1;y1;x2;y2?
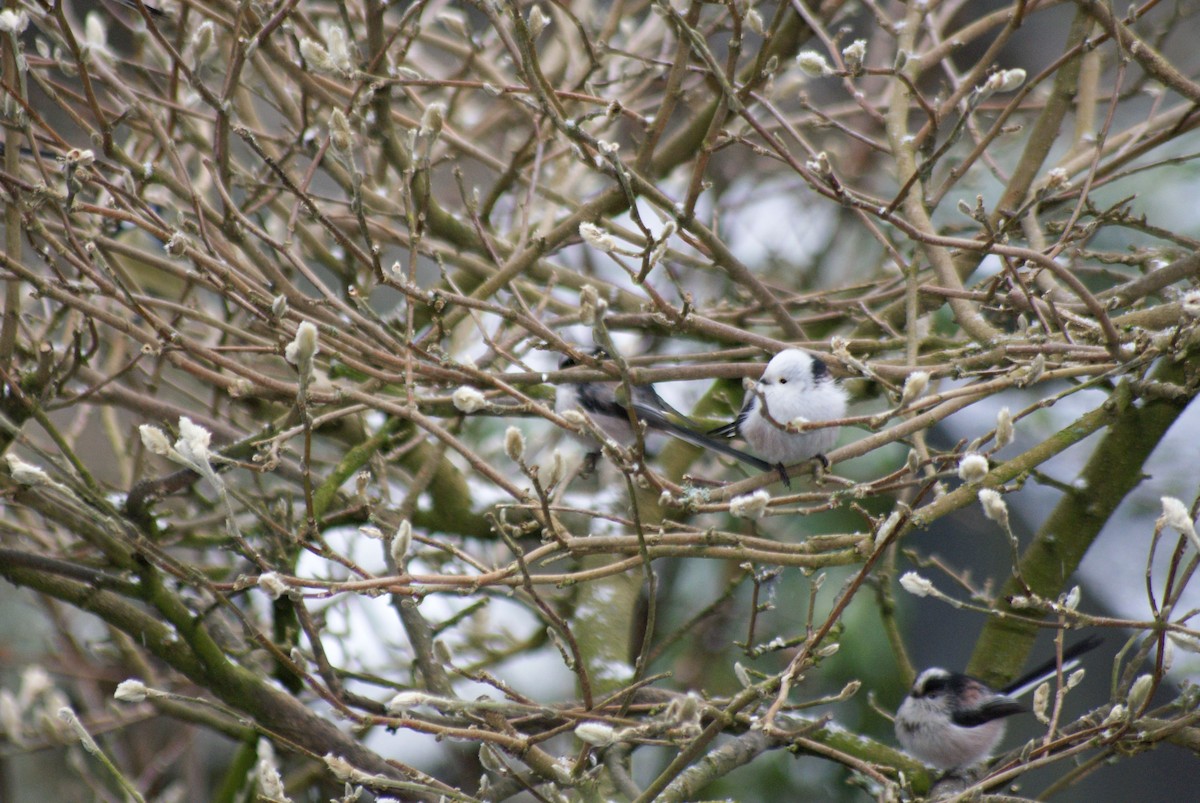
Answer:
895;636;1103;772
895;669;1016;771
710;349;847;466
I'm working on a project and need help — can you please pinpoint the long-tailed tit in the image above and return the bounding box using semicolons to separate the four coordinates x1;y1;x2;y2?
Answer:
895;635;1103;772
554;351;777;478
709;349;847;479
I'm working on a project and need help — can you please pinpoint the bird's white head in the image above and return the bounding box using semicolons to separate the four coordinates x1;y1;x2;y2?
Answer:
760;349;832;393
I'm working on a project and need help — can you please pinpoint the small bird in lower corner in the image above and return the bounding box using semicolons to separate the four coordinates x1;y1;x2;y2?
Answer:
709;349;847;482
894;635;1104;773
554;350;779;479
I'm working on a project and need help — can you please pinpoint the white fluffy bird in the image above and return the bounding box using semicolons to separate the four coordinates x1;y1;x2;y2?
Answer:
895;636;1103;772
709;349;847;476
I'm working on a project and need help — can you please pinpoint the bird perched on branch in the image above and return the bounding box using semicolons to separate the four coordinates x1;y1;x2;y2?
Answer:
709;349;847;483
895;635;1104;772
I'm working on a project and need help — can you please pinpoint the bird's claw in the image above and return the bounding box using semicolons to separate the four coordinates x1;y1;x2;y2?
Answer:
774;463;792;489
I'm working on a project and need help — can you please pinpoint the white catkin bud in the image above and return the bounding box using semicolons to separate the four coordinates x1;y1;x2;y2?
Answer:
386;691;430;714
175;417;212;464
325;25;352;74
978;488;1009;528
545;450;564;487
190;20;215;66
419;102;445;139
805;151;831;175
1181;290;1200;318
796;50;831;77
84;13;108;58
579;222;617;252
139;425;172;456
1159;496;1200;552
58;707;99;753
1168;631;1200;654
905;448;921;475
0;9;30;34
995;406;1014;449
5;455;52;487
271;294;288;318
1102;703;1127;727
841;39;866;73
1062;585;1081;612
648;234;670;267
328;108;353;154
787;415;812;432
437;10;469;39
829;335;851;362
67;148;95;168
257;572;290;600
991;68;1027;93
113;680;148;703
1009;595;1033;609
875;511;901;545
526;5;549;39
899;371;929;406
818;642;839;658
299;38;336;73
285;321;319;367
164;230;190;256
504;427;525;462
1126;674;1154;712
1032;682;1050;724
733;662;752;688
1046;167;1071;191
452;386;487;413
1067;668;1086;690
958;452;989;483
729;490;771;519
899;571;933;597
744;7;764;36
358;525;385;540
1026;353;1046;385
258;759;290;802
579;284;598;325
561;409;587;428
574;721;616;747
391;520;412;566
18;667;52;708
323;754;354;781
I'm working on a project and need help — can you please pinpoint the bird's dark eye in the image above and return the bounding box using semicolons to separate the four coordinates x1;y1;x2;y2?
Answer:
778;378;787;384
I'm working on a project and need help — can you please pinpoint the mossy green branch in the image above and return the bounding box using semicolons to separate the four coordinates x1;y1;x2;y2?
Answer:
0;563;404;780
310;416;493;538
968;353;1198;686
311;415;407;519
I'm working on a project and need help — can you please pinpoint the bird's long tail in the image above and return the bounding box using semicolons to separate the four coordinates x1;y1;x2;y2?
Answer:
629;403;790;488
1003;635;1105;698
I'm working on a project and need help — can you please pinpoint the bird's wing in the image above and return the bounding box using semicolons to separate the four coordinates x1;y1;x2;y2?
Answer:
628;385;700;428
576;381;631;421
707;389;755;438
951;697;1026;727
